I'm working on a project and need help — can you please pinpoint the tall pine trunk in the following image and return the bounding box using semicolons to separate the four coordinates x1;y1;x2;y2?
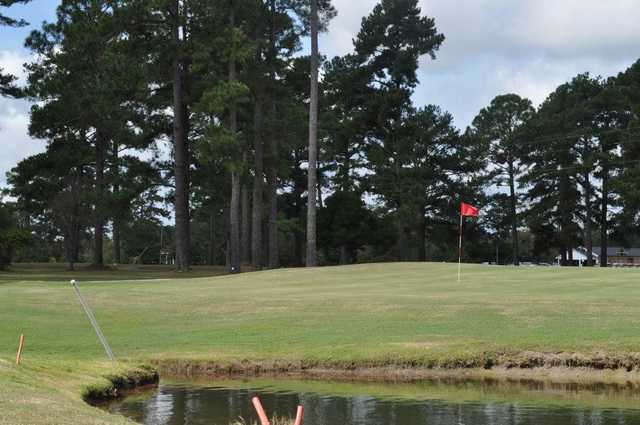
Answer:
267;154;279;267
223;205;230;268
600;156;609;267
397;219;408;261
507;159;519;265
94;131;105;269
66;211;81;271
70;223;81;271
417;205;427;261
113;220;121;264
559;170;570;266
69;165;83;271
584;170;593;266
252;99;264;269
306;0;319;267
339;245;348;264
267;100;279;268
171;0;191;271
209;212;215;265
230;176;241;272
65;235;75;271
228;4;241;273
112;143;121;264
241;183;251;263
266;0;279;269
292;155;305;267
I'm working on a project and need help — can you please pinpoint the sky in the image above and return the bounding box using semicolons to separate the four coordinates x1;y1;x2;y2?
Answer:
1;0;640;187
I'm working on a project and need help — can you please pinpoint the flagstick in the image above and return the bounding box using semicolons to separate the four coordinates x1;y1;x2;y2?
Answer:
458;212;463;283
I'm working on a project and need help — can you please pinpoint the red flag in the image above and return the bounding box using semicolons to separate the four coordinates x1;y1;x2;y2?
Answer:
460;202;479;217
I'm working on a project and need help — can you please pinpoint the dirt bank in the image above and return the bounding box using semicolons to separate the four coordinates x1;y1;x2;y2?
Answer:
152;351;640;386
82;365;159;404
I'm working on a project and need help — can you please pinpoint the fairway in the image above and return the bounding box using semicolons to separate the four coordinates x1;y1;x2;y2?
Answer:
2;262;640;364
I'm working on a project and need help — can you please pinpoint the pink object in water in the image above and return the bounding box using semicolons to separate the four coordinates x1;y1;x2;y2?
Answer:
294;405;305;425
252;397;270;425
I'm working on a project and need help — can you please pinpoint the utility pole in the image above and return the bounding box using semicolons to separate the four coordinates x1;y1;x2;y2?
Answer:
159;226;164;264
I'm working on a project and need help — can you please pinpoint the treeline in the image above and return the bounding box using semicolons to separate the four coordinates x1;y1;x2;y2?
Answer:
1;0;639;271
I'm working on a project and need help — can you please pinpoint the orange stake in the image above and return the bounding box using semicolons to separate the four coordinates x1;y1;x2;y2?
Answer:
16;334;25;365
252;397;270;425
294;405;304;425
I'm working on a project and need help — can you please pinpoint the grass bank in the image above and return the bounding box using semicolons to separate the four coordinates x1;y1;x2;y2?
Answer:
3;262;640;422
0;359;157;425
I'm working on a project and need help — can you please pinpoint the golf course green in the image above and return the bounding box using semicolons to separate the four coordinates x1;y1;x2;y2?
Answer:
2;262;640;424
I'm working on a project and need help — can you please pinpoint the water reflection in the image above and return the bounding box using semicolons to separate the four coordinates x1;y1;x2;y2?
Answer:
110;380;640;425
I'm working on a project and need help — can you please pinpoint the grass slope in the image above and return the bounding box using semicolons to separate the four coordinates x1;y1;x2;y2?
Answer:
0;360;155;425
2;262;640;424
2;263;640;364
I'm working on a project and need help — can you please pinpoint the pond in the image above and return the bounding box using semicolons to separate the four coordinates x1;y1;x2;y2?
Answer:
108;377;640;425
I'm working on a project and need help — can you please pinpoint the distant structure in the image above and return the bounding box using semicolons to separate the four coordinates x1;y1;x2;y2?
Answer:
557;247;640;267
159;250;172;265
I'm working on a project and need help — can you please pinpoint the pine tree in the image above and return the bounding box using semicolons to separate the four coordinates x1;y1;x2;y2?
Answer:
354;0;444;260
521;78;594;265
8;138;92;270
26;0;149;269
0;0;31;98
591;72;636;265
472;94;534;265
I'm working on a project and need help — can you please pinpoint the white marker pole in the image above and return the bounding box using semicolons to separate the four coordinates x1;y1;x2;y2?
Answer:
70;280;115;361
458;212;463;283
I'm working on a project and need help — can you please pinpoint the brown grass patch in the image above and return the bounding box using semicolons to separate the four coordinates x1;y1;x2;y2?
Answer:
392;342;440;349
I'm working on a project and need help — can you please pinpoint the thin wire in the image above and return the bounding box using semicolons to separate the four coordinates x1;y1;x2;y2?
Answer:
490;126;640;147
499;124;640;148
71;281;116;361
522;158;640;179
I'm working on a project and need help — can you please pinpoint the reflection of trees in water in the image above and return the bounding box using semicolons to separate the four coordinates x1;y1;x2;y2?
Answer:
144;388;178;424
115;385;639;425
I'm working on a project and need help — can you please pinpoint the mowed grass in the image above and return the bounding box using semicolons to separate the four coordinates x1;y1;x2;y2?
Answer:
0;262;227;283
0;360;146;425
2;262;640;363
2;262;640;424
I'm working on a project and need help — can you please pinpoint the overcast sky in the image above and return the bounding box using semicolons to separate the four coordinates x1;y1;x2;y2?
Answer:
1;0;639;187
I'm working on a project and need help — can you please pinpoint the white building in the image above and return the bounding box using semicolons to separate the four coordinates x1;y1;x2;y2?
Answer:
555;248;599;266
556;247;640;267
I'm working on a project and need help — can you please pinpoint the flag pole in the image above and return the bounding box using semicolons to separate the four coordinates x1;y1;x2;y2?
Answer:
458;211;463;283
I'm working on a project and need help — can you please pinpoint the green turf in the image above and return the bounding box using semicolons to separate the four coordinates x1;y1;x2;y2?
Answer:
0;262;227;283
2;262;640;424
0;360;146;425
2;262;640;363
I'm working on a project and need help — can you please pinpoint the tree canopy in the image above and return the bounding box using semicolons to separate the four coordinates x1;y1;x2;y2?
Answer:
2;2;640;270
